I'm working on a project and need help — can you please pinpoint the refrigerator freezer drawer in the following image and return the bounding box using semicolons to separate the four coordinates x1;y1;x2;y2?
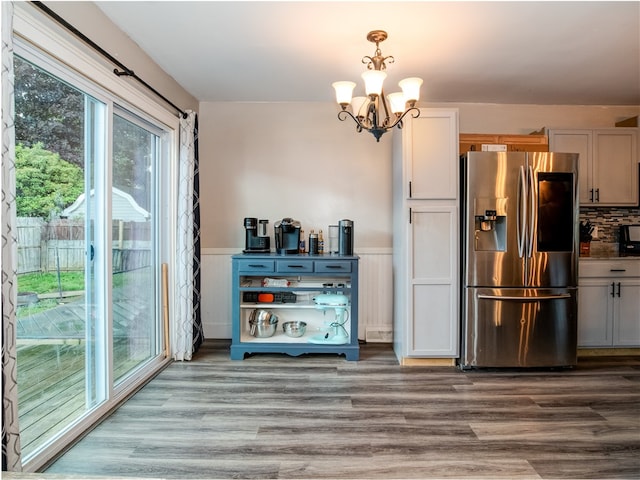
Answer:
461;287;577;368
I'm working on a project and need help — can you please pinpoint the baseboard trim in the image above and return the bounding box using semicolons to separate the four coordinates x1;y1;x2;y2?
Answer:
578;348;640;357
400;357;457;366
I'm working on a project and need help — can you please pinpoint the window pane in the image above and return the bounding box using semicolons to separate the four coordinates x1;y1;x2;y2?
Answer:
112;112;160;383
14;55;99;456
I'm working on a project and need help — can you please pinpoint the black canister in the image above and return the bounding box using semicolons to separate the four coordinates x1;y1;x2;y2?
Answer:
308;231;319;255
338;219;353;256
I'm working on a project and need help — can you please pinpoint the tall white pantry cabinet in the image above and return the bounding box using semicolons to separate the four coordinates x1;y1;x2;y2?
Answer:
392;109;460;364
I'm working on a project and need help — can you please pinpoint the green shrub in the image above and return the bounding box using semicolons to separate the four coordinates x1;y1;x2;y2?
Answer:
16;143;84;218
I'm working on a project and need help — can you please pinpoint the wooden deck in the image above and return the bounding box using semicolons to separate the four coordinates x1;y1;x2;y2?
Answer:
17;301;86;344
16;294;154;456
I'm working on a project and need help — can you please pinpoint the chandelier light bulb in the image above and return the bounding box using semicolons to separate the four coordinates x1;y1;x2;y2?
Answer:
399;77;423;105
351;96;369;119
362;70;387;97
332;81;356;108
387;92;406;115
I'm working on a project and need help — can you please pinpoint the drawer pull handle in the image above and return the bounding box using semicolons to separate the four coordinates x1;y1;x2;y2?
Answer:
248;264;267;268
610;269;626;272
325;265;342;269
286;265;305;268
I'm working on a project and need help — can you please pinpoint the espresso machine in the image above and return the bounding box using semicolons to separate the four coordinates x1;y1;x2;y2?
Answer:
243;217;270;253
274;217;301;254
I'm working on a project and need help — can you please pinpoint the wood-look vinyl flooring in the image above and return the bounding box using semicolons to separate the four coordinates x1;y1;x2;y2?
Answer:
45;340;640;479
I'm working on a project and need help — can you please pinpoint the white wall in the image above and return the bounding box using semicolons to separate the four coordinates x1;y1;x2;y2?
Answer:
442;103;640;133
199;102;393;249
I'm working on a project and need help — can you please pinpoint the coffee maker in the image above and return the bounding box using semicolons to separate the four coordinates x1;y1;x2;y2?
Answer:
274;217;301;254
243;217;270;253
619;225;640;256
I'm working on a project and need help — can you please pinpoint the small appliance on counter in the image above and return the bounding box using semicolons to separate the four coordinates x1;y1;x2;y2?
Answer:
274;217;301;254
308;293;350;345
243;217;270;253
619;225;640;256
338;219;354;256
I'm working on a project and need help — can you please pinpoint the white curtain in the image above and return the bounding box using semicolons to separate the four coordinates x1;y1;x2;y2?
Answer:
174;111;203;360
2;0;23;471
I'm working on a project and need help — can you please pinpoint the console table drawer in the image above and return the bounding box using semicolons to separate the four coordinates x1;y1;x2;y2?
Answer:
237;259;275;273
276;261;314;273
315;261;352;273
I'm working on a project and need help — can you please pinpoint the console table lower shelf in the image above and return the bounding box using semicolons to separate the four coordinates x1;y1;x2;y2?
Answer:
230;341;360;360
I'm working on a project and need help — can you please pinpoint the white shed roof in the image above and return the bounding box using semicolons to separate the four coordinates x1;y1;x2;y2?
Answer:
61;188;150;222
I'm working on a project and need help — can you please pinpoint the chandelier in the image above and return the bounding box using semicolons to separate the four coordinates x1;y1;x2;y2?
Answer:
332;30;423;142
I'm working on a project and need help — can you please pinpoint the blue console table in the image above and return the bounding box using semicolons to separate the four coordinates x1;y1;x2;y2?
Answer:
230;254;359;360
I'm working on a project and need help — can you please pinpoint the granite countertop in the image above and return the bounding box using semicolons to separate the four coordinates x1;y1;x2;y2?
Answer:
580;242;640;260
580;242;640;261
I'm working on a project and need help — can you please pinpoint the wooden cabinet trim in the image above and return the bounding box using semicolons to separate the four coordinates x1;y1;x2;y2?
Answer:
459;133;548;145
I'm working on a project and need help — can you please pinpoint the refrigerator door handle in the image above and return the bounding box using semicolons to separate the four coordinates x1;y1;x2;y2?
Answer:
527;165;535;258
517;165;527;258
478;293;572;301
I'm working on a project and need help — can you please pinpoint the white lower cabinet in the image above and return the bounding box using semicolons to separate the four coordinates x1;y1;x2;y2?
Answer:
578;260;640;348
393;204;459;360
408;207;458;356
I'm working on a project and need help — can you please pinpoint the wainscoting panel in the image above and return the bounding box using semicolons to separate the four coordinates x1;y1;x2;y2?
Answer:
357;250;394;342
200;249;393;342
200;251;233;339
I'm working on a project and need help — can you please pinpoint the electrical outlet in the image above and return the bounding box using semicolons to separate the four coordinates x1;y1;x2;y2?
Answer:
592;226;599;239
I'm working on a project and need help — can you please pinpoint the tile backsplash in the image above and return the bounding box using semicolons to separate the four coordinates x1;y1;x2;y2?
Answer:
580;206;640;254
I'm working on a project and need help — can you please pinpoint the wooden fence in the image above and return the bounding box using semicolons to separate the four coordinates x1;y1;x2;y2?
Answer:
17;217;151;274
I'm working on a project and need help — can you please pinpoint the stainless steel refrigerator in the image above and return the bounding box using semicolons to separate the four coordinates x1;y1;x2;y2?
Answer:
460;151;579;369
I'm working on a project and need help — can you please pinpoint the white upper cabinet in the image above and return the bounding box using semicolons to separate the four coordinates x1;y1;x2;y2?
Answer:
404;109;459;200
549;128;638;206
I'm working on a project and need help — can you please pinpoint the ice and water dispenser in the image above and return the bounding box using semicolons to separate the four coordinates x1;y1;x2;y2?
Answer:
474;198;507;251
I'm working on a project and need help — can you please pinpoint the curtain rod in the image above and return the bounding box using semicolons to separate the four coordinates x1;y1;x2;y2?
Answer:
31;1;188;119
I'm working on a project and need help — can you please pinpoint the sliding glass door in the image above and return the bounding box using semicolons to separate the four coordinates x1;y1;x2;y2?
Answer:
14;55;103;455
14;47;166;462
112;111;162;383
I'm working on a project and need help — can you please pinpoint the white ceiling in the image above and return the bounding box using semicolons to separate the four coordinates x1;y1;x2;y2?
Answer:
94;1;640;106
